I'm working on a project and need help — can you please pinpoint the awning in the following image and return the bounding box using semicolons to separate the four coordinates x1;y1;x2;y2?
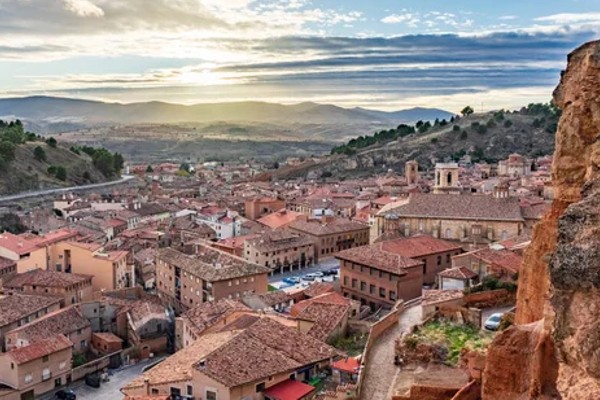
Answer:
263;379;316;400
332;357;360;374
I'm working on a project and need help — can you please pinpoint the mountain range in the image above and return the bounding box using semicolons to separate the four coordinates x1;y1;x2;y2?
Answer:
0;96;453;132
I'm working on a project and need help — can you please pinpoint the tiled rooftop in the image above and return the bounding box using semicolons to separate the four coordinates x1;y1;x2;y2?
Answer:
382;193;524;222
380;235;463;258
4;269;92;289
158;246;270;282
8;334;72;365
289;218;368;236
336;245;419;275
0;293;61;327
6;306;90;343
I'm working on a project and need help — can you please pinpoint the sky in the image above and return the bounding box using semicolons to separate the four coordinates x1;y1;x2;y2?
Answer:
0;0;599;112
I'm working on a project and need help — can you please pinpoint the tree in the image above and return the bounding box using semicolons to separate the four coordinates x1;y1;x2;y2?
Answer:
461;106;474;116
113;152;124;172
91;148;115;177
460;130;468;140
452;125;460;132
55;166;67;181
33;146;46;162
504;119;513;128
82;171;91;181
0;141;16;162
0;213;26;234
45;137;57;148
146;165;153;173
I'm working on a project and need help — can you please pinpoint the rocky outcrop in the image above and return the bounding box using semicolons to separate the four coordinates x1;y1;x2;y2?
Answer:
482;40;600;399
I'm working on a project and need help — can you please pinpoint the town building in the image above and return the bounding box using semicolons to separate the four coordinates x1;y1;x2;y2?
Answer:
433;163;461;195
376;193;525;244
452;245;522;281
0;334;73;400
156;245;270;313
405;160;419;185
244;198;286;221
288;217;369;261
244;230;315;274
3;269;93;307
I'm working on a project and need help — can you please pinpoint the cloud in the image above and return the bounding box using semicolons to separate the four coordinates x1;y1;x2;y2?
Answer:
498;15;518;21
62;0;104;17
534;12;600;24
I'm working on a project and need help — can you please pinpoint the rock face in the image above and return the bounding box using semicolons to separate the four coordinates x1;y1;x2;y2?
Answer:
483;40;600;399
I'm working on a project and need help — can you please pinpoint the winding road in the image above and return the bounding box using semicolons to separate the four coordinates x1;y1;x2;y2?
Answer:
0;175;137;203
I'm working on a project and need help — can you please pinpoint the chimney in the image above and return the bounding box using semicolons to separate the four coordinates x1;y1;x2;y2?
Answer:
144;378;150;395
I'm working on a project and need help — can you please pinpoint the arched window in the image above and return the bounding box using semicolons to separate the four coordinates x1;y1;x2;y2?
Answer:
436;171;441;186
447;171;453;185
501;230;509;240
445;228;452;239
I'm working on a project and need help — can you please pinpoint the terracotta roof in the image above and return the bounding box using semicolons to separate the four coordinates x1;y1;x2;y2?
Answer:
297;302;350;341
302;282;334;298
336;245;420;275
380;235;463;258
8;334;72;365
468;247;523;275
4;269;92;289
6;306;90;344
382;193;524;222
92;332;123;343
198;317;338;387
438;266;478;280
157;246;270;282
246;230;314;253
0;293;61;327
289;218;368;236
182;299;251;336
0;232;38;256
123;332;237;391
258;209;304;229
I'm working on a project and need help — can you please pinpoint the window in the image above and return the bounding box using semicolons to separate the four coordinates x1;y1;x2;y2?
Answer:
80;339;87;348
390;291;397;301
446;254;451;263
24;374;33;383
206;390;217;400
42;355;49;362
344;276;349;286
437;256;442;265
369;284;375;294
256;382;266;392
360;281;366;292
351;279;357;288
422;260;427;275
151;389;159;395
187;385;193;396
379;287;386;298
42;368;51;381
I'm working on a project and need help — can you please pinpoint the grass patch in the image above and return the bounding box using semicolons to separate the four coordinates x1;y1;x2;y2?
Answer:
330;332;368;356
408;321;492;365
268;284;278;292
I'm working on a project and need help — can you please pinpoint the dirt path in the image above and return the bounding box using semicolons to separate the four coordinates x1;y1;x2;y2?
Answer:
361;305;422;400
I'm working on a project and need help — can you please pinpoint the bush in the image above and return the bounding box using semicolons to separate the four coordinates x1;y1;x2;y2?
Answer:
34;146;46;162
0;141;16;162
460;131;468;140
82;171;91;181
477;125;488;134
55;166;67;181
45;137;57;148
503;119;513;128
430;137;438;143
452;125;460;132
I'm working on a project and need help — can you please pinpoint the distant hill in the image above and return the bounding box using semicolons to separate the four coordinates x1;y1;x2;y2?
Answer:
273;103;560;179
0;96;453;133
0;120;122;195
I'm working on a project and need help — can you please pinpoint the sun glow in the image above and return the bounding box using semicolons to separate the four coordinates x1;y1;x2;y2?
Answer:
178;69;224;86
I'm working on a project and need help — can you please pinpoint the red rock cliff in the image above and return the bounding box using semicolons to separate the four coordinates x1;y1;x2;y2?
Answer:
483;40;600;399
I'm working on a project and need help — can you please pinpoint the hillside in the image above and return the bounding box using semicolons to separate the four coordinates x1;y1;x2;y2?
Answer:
0;96;453;135
273;103;559;179
0;121;121;195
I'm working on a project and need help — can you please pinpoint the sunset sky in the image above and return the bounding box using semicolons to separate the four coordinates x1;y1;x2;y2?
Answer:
1;0;599;111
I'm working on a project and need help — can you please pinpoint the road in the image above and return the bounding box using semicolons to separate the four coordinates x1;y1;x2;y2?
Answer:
0;175;136;203
361;304;423;400
268;258;340;284
39;357;163;400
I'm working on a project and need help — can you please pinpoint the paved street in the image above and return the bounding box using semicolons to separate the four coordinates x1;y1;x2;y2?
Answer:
0;175;136;203
40;358;162;400
362;304;423;400
268;257;340;285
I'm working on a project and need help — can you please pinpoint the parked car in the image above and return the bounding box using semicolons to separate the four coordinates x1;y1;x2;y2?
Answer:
313;271;324;278
56;389;76;400
326;268;339;275
302;274;316;281
283;277;300;285
484;313;504;331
